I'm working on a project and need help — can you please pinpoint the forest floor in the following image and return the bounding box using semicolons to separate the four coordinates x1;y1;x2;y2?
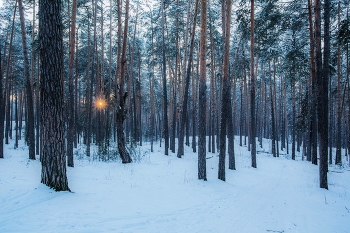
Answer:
1;137;349;233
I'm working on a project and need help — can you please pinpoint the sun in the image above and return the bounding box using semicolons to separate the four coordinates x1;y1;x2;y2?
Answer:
95;97;107;110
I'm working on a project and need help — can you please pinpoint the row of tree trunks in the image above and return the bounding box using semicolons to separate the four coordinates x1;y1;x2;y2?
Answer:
177;0;199;158
18;0;35;160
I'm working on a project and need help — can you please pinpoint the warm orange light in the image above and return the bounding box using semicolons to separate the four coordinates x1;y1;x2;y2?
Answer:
95;97;107;110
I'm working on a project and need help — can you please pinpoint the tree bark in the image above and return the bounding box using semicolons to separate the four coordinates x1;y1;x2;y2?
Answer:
39;0;69;191
335;3;342;165
318;0;329;189
269;61;276;157
308;0;318;165
198;0;207;180
161;0;169;156
250;0;257;168
116;0;132;163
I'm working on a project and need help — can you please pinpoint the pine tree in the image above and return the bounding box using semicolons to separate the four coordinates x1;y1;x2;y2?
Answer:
39;0;70;191
198;0;207;181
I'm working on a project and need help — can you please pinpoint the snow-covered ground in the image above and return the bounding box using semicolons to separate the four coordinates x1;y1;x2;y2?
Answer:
1;137;349;233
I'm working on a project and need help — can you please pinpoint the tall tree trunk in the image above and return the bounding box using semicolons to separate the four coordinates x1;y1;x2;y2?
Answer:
117;0;132;163
198;0;207;180
270;61;276;157
210;19;216;153
177;0;199;158
218;0;232;181
250;0;257;168
106;0;113;151
31;0;40;156
161;0;169;156
308;0;318;165
192;53;198;153
75;30;79;148
274;59;279;157
170;0;179;153
318;0;329;189
226;1;235;171
18;0;35;160
4;0;17;146
67;0;77;167
147;4;156;153
335;3;342;165
0;41;3;158
40;0;70;191
85;13;92;156
130;5;139;143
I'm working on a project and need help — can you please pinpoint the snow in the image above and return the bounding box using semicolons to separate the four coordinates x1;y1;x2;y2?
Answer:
1;138;349;233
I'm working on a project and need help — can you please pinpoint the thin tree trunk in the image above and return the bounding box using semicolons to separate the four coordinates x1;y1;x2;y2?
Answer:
274;59;279;157
0;41;3;158
192;53;198;153
161;0;169;156
318;0;329;189
67;0;77;167
147;4;155;153
198;0;207;180
116;0;132;163
170;0;179;153
210;19;216;153
14;87;18;149
4;0;17;146
335;3;342;165
270;61;276;157
18;0;35;160
308;0;318;165
226;2;235;171
250;0;257;168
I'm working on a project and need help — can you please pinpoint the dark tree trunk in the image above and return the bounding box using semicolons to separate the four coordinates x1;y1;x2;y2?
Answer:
210;20;216;154
307;0;318;165
318;0;328;189
0;42;3;159
19;0;35;160
14;87;18;149
329;87;333;164
67;0;77;167
226;0;234;171
39;0;70;191
171;3;179;153
198;0;207;180
117;0;132;163
149;8;155;153
218;0;232;180
161;0;169;156
292;79;296;160
85;19;92;156
250;0;257;168
270;61;276;158
192;57;198;153
335;3;342;166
